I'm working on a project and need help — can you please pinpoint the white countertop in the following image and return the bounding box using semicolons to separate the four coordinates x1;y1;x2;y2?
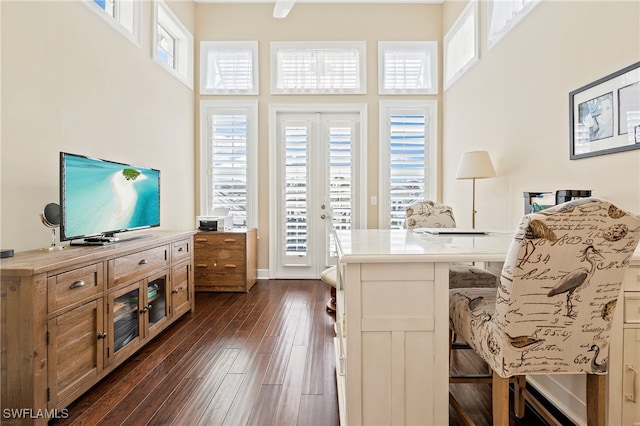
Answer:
335;229;515;264
335;229;640;264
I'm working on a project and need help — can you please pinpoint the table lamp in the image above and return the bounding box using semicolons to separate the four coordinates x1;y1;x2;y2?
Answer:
455;151;496;228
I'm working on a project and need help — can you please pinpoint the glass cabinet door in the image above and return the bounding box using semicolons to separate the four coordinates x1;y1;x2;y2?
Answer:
145;272;169;336
110;283;142;361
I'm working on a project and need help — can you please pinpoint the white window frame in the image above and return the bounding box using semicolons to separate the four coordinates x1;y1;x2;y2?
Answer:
153;0;193;89
199;100;259;229
443;0;479;91
270;41;367;95
378;100;438;229
200;41;259;95
378;41;438;95
488;0;540;50
84;0;142;47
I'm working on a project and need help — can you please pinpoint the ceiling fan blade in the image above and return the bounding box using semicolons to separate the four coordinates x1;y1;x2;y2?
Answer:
273;0;296;18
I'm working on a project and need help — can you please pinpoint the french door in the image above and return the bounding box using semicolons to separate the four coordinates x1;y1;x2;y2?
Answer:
269;106;366;279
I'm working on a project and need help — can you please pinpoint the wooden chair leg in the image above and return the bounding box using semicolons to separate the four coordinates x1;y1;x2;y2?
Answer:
492;371;509;426
586;374;606;426
514;375;526;418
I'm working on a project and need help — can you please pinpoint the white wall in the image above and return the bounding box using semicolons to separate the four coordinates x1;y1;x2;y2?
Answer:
1;1;195;252
443;0;640;231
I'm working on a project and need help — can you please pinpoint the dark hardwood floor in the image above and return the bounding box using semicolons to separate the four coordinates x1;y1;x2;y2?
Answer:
51;280;553;426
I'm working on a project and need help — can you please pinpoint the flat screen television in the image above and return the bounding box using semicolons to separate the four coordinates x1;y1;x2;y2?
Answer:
60;152;160;244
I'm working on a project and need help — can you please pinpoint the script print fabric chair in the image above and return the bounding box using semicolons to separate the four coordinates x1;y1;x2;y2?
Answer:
449;197;640;425
405;200;498;289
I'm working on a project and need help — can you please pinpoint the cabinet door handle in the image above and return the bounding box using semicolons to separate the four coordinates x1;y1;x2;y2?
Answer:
626;365;638;403
139;259;148;265
70;280;85;289
97;332;107;339
147;304;152;311
172;288;179;294
140;306;149;313
178;247;184;252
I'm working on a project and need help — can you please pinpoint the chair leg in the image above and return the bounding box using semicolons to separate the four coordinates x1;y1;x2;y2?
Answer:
586;374;606;426
492;371;509;426
514;375;526;418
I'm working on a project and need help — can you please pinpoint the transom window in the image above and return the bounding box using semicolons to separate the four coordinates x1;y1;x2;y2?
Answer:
200;41;259;95
444;0;478;90
153;0;193;89
378;41;438;95
271;41;366;94
488;0;540;49
87;0;142;46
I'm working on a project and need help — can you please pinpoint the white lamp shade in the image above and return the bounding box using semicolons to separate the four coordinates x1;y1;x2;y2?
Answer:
455;151;496;180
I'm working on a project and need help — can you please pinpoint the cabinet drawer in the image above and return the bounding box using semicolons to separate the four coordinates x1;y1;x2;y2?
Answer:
625;292;640;323
48;263;104;313
624;266;640;292
194;264;245;281
172;239;191;264
109;245;169;288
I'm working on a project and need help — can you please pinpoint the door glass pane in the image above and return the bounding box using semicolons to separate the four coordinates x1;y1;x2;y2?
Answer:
328;124;352;257
284;125;308;257
113;288;140;353
147;276;167;327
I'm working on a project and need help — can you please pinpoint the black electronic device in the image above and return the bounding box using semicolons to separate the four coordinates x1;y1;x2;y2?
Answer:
60;152;160;244
0;249;14;258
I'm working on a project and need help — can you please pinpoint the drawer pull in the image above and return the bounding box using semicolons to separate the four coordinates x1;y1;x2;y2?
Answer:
626;365;638;403
172;288;179;294
195;238;208;242
196;264;209;268
178;247;184;252
224;239;236;243
97;332;107;339
224;264;237;268
139;259;148;265
69;280;85;289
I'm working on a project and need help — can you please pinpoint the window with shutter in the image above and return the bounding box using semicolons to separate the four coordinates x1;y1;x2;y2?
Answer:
379;100;437;229
200;41;258;95
378;41;438;95
271;42;366;94
200;101;258;229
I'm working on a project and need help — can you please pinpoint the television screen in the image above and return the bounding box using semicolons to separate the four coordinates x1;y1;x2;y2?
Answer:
60;152;160;242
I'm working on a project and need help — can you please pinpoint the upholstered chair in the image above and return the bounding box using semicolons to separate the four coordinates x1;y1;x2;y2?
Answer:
405;200;498;289
449;197;640;425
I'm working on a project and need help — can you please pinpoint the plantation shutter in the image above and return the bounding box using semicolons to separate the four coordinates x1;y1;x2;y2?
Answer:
210;114;248;228
383;49;431;91
388;113;426;229
283;124;309;257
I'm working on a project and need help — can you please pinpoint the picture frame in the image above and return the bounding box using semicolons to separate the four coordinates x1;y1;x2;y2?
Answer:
569;61;640;160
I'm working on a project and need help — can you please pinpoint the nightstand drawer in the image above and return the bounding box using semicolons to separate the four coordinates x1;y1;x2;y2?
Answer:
48;263;104;313
109;245;169;288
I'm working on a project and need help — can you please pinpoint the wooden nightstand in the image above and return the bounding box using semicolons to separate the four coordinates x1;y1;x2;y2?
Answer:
194;228;257;292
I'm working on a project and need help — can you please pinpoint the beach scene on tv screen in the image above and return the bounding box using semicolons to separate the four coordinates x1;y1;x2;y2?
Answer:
65;155;159;238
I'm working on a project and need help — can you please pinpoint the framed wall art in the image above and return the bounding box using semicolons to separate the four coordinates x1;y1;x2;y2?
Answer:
569;61;640;160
